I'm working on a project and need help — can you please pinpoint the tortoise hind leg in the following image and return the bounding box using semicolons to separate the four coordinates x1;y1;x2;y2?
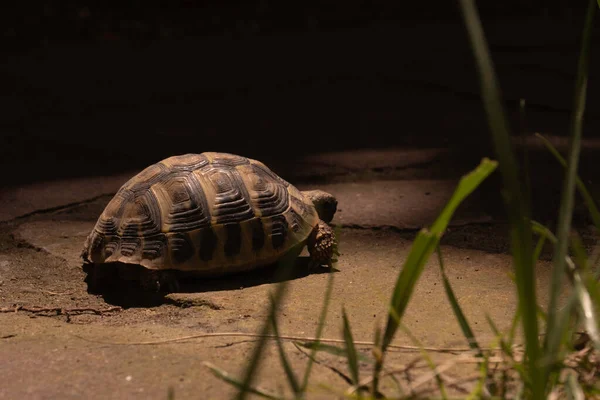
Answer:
139;270;181;293
83;262;119;294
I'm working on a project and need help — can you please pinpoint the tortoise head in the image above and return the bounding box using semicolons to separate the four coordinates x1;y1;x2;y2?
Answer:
301;190;337;224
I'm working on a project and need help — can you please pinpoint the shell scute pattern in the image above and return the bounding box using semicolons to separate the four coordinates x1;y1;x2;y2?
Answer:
88;234;106;259
96;189;133;235
123;162;170;193
209;152;251;167
287;208;303;234
168;232;195;264
250;160;290;188
103;236;120;259
141;234;168;261
249;218;265;252
118;192;162;238
161;153;209;171
223;223;243;257
289;187;317;222
244;163;289;218
196;226;218;262
205;167;255;224
120;238;141;257
82;152;320;274
268;214;288;249
157;174;211;232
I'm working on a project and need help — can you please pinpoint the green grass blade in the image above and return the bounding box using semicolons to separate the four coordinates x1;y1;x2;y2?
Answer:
235;252;298;400
457;0;541;396
430;159;498;235
533;219;600;352
533;235;547;264
374;158;496;394
466;354;489;400
370;326;383;398
569;234;600;352
388;373;404;398
301;267;336;390
204;362;283;400
382;229;436;347
582;270;600;344
268;296;301;395
570;232;588;273
485;314;512;359
531;220;560;247
573;271;600;352
436;246;482;355
382;158;497;350
518;98;533;213
535;133;600;230
485;313;527;382
342;307;361;387
399;324;448;399
544;0;596;386
542;292;578;387
530;220;591;373
296;341;373;364
508;305;521;351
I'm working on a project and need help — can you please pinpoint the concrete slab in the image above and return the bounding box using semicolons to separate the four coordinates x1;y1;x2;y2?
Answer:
0;147;477;226
1;15;598;398
0;172;134;222
280;148;449;182
12;220;92;266
1;223;568;399
1;141;587;400
298;180;491;229
12;176;491;270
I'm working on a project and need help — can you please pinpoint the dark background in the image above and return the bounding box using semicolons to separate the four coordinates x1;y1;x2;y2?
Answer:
2;0;599;188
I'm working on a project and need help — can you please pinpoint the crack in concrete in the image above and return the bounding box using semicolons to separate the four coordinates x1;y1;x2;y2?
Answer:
11;193;115;222
338;223;420;234
291;158;446;184
338;221;493;233
11;233;47;253
4;157;449;223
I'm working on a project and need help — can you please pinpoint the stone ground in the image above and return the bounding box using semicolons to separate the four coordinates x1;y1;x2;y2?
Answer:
2;12;600;399
1;141;596;400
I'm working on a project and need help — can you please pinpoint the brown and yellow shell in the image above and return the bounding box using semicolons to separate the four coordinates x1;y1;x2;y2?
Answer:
81;152;319;274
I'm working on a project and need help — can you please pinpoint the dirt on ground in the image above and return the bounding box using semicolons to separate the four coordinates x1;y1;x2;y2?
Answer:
4;8;600;398
2;142;591;400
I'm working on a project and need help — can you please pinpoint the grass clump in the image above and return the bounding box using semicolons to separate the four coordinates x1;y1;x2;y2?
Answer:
204;0;600;398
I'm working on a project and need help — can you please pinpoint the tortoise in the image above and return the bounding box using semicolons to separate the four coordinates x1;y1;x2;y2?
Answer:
81;152;338;292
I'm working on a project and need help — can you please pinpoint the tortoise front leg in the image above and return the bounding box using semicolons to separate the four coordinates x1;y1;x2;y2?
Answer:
307;220;337;271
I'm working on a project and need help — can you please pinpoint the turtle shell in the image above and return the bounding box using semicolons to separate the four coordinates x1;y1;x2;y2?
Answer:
81;152;319;274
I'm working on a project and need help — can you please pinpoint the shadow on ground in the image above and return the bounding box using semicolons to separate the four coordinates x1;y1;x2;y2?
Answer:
82;257;339;308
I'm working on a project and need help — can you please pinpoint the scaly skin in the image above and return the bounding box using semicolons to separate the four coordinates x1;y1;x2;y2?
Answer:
307;220;337;269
